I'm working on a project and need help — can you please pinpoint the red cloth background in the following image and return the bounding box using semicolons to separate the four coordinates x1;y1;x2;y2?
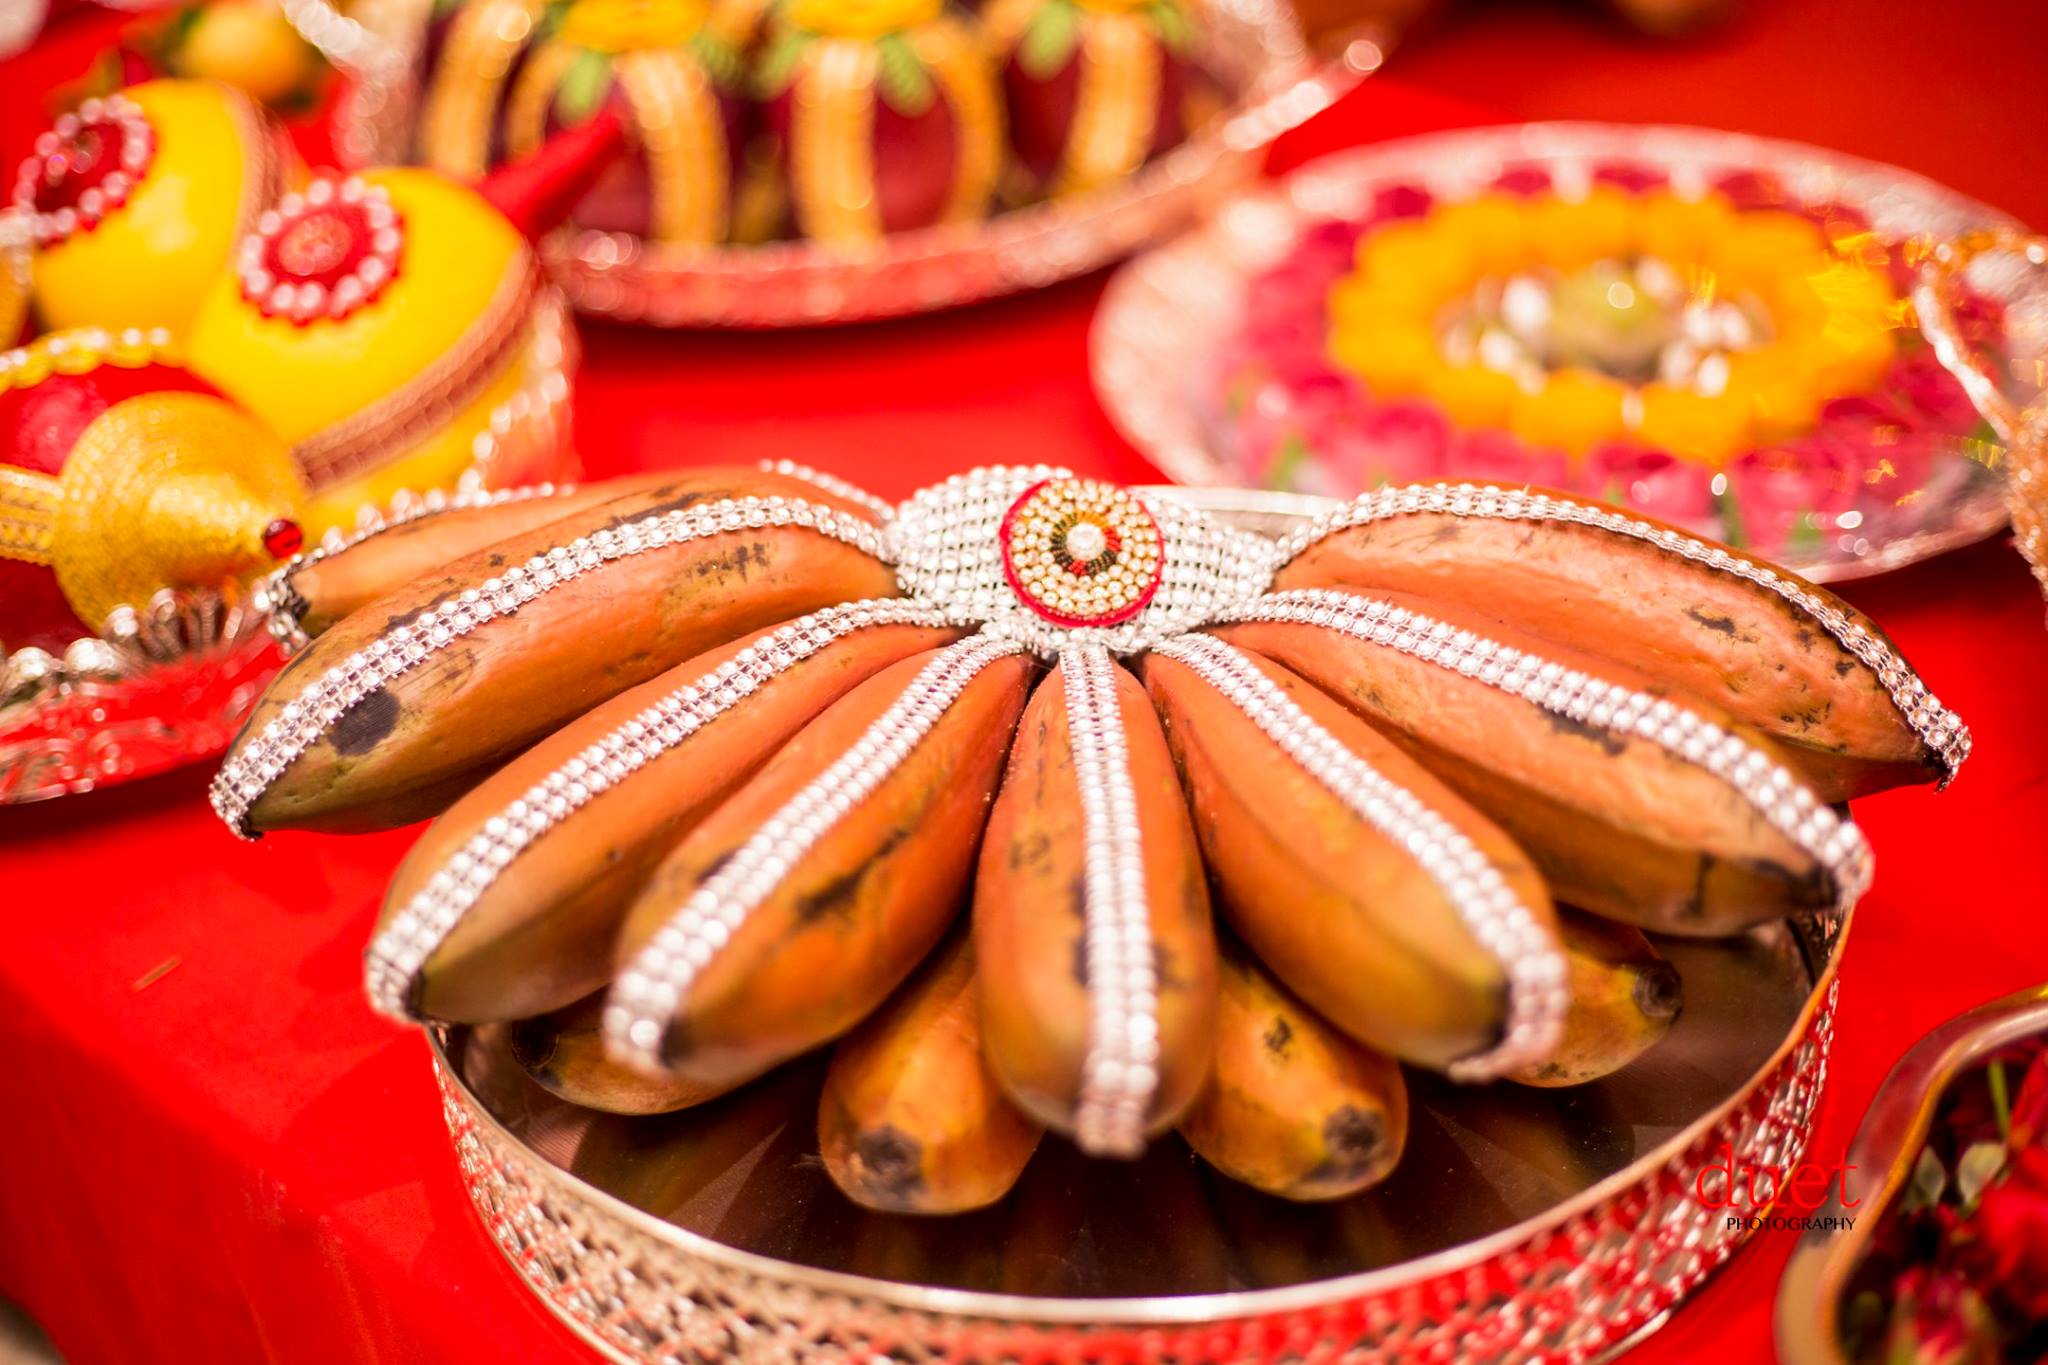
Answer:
4;3;2047;1361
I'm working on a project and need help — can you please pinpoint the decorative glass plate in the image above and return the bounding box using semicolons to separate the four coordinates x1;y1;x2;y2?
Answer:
283;0;1374;327
426;491;1850;1365
1091;123;2035;583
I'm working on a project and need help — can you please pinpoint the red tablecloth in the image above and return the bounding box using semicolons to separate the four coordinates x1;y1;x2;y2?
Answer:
4;4;2047;1362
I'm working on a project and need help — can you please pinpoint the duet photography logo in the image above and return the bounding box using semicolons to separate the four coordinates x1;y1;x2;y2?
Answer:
1694;1143;1860;1233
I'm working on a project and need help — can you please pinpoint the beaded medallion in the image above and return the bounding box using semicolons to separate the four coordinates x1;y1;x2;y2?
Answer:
11;95;155;246
238;175;405;324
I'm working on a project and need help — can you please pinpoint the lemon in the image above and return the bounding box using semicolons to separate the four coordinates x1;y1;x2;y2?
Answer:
176;1;318;104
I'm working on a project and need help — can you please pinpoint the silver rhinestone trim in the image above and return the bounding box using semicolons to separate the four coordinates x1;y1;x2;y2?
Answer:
1273;482;1970;787
889;466;1276;659
361;600;955;1021
209;497;890;839
758;459;896;523
1224;589;1876;911
259;481;577;650
603;632;1027;1076
1150;633;1566;1082
1061;644;1159;1157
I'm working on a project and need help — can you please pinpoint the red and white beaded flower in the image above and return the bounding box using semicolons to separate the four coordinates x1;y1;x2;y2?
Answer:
11;94;155;246
999;478;1164;627
238;175;404;324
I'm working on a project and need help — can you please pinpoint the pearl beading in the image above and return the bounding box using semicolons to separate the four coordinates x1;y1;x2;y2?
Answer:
604;633;1028;1075
758;459;896;523
13;95;153;245
257;481;579;650
1061;644;1159;1157
1274;481;1970;787
890;465;1276;659
1151;633;1568;1082
362;599;954;1020
1225;588;1876;910
238;175;404;323
209;496;889;838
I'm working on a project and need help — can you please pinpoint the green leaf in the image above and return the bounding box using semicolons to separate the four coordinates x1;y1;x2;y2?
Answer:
1990;1059;2011;1140
873;33;935;117
1714;483;1747;549
689;31;744;91
1267;433;1309;491
554;47;614;125
534;0;571;38
752;29;811;99
1016;0;1080;81
1902;1145;1946;1213
167;4;203;45
1842;1291;1887;1359
1148;1;1196;53
1957;1141;2007;1212
1787;510;1824;555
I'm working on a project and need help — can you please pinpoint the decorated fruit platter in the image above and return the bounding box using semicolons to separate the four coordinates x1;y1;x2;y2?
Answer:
207;454;1965;1359
1092;122;2037;582
284;0;1374;326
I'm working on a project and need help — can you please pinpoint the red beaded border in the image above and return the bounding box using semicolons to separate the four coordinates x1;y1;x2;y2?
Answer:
237;175;405;325
997;478;1164;629
11;95;155;247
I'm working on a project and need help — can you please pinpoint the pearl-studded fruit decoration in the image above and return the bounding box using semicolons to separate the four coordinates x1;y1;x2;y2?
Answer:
757;0;1002;243
431;0;752;246
12;81;300;334
183;111;624;533
984;0;1218;198
0;327;305;650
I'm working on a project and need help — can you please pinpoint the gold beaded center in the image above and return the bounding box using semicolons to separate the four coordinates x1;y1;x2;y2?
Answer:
998;478;1163;627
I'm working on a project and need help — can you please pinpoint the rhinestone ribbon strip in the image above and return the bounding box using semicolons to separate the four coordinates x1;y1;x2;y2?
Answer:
209;496;889;837
1061;644;1158;1156
890;465;1276;658
758;458;896;523
363;599;954;1020
1151;633;1567;1081
260;481;578;648
263;460;893;648
604;632;1028;1075
1223;589;1876;909
1273;482;1970;786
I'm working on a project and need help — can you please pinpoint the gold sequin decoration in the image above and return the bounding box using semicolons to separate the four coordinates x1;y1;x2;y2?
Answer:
914;16;1003;225
1058;10;1159;197
50;392;307;624
789;40;882;245
614;48;730;244
0;466;60;563
424;0;547;178
504;38;581;162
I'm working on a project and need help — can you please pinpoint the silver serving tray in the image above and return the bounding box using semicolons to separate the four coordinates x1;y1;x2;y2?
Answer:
425;492;1852;1364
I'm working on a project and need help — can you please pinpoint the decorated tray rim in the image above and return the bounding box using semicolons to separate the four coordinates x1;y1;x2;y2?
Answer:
1090;120;2026;585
